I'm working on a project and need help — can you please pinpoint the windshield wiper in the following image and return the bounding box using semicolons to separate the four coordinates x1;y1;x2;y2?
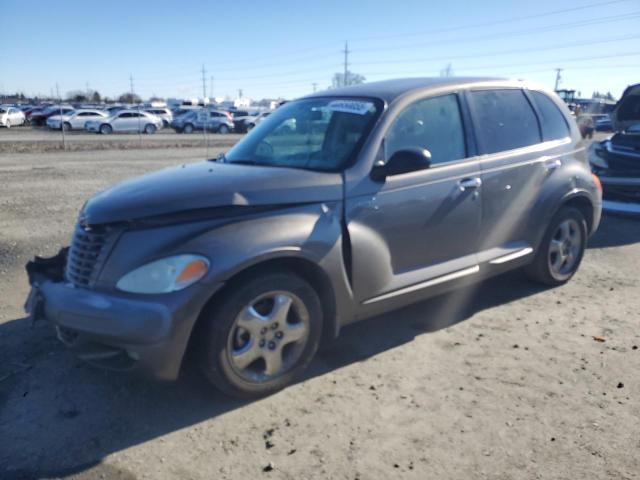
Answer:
227;159;260;165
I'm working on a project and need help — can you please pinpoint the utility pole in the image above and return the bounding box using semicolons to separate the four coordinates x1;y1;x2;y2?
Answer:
56;82;66;149
312;82;317;92
554;68;563;91
129;74;134;95
210;75;214;99
342;41;350;87
201;64;207;100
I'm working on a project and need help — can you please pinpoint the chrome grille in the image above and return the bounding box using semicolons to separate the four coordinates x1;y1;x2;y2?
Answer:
65;223;117;287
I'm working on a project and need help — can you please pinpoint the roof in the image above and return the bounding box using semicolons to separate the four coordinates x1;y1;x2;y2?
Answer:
307;77;507;103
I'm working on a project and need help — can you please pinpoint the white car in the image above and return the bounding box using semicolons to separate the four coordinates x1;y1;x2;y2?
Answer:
143;108;173;128
46;109;108;131
85;110;163;134
0;106;26;128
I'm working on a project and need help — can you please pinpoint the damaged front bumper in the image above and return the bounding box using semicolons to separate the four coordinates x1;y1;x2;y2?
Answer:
24;248;221;380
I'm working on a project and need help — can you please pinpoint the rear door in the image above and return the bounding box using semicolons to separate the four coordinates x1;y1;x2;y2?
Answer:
467;88;569;262
347;93;482;305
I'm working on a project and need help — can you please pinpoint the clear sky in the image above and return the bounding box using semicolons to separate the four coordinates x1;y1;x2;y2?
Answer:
1;0;638;101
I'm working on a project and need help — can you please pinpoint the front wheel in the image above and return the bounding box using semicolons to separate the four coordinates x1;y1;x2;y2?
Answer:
525;207;587;286
99;124;112;135
62;122;72;131
198;272;323;398
218;124;230;134
183;123;194;134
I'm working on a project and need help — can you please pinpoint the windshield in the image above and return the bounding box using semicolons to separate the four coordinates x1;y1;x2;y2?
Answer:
224;97;381;172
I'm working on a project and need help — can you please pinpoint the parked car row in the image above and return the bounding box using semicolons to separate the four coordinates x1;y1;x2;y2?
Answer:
1;101;275;134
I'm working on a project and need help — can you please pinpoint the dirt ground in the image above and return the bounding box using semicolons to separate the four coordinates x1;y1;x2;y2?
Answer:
0;132;639;480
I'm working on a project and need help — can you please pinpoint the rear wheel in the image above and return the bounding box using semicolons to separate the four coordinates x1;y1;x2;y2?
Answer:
198;272;323;398
144;124;156;134
525;207;587;286
218;124;230;134
183;123;194;134
99;124;112;135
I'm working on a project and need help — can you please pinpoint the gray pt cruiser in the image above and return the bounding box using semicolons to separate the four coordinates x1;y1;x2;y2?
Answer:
25;78;602;398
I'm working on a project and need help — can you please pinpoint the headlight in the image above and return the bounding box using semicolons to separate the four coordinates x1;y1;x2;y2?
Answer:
116;254;209;294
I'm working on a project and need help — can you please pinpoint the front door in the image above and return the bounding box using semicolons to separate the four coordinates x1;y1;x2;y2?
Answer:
347;93;482;305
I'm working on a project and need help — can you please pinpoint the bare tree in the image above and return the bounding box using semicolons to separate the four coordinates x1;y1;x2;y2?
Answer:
330;71;366;89
117;92;142;104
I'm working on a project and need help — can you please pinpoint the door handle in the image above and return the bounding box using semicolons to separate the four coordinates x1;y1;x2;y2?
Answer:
458;177;482;191
543;158;562;171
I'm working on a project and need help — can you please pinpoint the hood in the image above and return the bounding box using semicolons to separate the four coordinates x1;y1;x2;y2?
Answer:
612;83;640;131
82;161;343;225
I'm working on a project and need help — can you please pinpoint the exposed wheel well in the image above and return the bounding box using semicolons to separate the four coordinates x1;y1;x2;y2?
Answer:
563;195;594;233
188;257;338;360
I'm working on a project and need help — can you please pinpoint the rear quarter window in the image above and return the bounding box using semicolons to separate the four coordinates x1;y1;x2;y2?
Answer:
469;89;541;154
530;91;571;141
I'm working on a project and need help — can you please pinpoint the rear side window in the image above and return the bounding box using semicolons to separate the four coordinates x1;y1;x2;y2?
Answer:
530;91;570;141
469;89;540;154
386;94;466;165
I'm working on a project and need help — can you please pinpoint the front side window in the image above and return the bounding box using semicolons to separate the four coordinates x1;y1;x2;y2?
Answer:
385;94;466;165
225;97;381;171
469;89;540;154
530;91;570;141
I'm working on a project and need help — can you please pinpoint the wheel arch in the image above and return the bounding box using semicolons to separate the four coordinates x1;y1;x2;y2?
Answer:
560;191;596;234
186;254;339;363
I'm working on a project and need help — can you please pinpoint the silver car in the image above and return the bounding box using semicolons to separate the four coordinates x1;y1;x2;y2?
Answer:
0;106;26;128
25;78;602;398
170;108;234;134
46;109;108;131
85;110;163;134
143;108;173;128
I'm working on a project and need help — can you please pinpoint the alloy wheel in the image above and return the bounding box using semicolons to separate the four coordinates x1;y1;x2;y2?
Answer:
226;291;310;383
548;218;582;280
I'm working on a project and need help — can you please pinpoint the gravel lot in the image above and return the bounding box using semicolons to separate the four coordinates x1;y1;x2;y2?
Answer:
0;134;639;480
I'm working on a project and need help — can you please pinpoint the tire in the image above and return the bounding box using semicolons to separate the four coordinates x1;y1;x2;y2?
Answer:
99;124;112;135
218;124;230;134
62;122;72;131
525;206;587;286
183;123;194;134
198;271;323;398
144;124;156;134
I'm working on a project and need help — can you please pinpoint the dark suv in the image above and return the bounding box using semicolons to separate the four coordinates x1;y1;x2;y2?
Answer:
26;78;602;398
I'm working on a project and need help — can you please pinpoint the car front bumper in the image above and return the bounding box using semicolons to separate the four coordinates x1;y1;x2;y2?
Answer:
25;249;223;380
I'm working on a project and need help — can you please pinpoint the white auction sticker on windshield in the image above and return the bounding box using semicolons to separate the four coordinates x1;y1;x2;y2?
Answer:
328;100;374;115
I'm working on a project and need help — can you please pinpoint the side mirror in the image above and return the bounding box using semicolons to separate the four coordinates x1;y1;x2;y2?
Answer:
371;147;432;180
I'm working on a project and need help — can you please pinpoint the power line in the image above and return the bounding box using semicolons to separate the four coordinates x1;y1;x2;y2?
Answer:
352;33;640;66
352;12;640;54
348;0;635;43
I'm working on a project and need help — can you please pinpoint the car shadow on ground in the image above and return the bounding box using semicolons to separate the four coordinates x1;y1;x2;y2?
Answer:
587;214;640;249
0;270;546;479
